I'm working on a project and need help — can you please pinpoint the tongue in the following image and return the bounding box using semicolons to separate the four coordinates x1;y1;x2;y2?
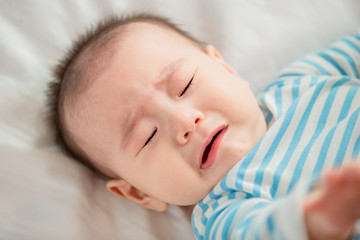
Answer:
202;130;222;164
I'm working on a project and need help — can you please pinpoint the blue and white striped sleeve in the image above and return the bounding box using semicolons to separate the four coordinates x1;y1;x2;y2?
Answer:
279;32;360;79
192;177;315;240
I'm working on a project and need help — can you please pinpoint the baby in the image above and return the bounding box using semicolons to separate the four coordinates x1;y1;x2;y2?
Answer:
47;14;360;239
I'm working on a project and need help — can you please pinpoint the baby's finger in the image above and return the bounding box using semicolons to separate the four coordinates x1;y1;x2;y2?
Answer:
324;169;343;188
342;163;360;185
303;188;325;212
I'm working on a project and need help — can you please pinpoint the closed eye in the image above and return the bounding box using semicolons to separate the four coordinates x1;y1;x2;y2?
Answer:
144;128;157;147
179;77;193;97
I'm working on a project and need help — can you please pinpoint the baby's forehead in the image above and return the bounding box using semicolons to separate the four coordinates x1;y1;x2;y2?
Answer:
119;21;201;50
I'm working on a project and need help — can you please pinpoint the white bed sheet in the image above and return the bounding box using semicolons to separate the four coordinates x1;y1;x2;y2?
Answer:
0;0;359;239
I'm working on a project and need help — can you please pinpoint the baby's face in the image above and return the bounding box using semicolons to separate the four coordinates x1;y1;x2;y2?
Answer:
72;23;266;206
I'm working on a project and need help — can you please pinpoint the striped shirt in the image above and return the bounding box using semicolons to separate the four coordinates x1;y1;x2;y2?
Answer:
192;33;360;240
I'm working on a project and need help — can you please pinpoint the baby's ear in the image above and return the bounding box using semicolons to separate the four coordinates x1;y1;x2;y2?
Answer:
205;45;236;74
106;179;168;212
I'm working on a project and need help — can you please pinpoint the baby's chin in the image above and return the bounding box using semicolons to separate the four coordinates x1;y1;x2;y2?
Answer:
173;196;206;207
168;186;215;206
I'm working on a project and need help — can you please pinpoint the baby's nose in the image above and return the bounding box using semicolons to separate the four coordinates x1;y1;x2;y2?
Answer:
170;108;203;144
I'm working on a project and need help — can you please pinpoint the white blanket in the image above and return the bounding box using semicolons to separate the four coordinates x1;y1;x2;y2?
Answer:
1;0;359;239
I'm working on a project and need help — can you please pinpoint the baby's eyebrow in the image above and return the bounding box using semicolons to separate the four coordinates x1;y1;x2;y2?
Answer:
121;110;139;148
154;57;185;88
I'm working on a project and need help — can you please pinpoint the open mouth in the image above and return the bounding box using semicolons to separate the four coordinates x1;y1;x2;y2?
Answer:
201;126;228;169
202;130;222;164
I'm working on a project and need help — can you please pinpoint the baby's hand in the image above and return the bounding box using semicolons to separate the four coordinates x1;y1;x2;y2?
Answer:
303;162;360;240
